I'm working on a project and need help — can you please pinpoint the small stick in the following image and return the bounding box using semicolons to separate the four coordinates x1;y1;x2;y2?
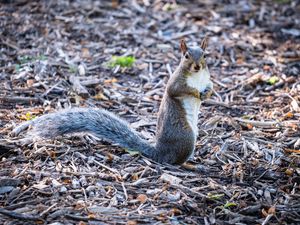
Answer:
69;75;89;98
0;208;43;222
262;214;273;225
0;96;42;104
121;182;128;203
204;99;230;108
234;118;279;128
40;203;58;217
166;63;173;77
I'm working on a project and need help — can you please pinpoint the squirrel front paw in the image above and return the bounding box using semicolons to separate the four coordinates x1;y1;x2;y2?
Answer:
200;87;213;101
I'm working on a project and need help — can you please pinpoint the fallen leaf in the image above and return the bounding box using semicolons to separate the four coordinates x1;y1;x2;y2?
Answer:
137;194;148;203
268;206;276;215
247;123;253;129
262;208;268;217
26;79;35;87
285;168;294;176
88;213;96;219
32;181;48;190
127;221;137;225
160;173;182;185
74;200;85;210
291;99;300;112
81;48;90;58
104;78;118;84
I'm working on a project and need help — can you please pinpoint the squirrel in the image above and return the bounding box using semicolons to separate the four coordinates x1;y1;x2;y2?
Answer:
12;38;213;165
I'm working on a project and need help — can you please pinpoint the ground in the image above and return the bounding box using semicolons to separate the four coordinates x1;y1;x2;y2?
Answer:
0;0;300;224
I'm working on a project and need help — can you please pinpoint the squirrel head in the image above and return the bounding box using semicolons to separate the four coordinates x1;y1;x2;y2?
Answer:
180;37;208;73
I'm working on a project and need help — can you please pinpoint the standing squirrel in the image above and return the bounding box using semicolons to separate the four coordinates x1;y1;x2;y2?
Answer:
12;38;213;165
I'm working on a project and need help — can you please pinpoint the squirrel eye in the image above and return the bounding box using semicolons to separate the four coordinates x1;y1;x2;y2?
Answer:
185;53;189;59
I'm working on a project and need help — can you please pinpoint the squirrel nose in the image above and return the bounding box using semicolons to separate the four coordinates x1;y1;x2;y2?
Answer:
194;65;200;71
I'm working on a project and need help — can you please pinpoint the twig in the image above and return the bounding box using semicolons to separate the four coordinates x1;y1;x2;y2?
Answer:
0;96;42;104
261;214;273;225
234;118;279;128
0;208;44;222
4;200;40;210
69;75;90;98
170;184;207;199
121;182;128;203
168;30;198;40
203;99;231;108
40;203;58;217
166;63;173;77
0;39;20;50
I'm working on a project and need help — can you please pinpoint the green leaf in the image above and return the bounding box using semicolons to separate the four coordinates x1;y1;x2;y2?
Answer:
37;55;47;61
19;55;32;64
267;76;279;85
108;56;135;68
162;3;177;11
18;54;47;67
207;193;224;200
124;148;140;156
224;202;237;208
15;64;21;72
242;115;251;119
25;112;36;121
68;65;78;73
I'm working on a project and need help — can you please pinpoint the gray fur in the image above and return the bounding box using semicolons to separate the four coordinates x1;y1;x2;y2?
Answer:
188;46;203;63
14;108;158;160
13;42;212;165
155;95;196;164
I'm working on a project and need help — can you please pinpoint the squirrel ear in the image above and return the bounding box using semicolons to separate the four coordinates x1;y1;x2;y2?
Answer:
200;36;209;50
180;39;188;53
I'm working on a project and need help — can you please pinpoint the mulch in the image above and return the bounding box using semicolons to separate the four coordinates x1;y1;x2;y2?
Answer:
0;0;300;224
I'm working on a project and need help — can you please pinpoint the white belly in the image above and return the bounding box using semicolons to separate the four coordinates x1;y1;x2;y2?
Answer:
182;97;201;135
182;68;212;136
187;68;212;92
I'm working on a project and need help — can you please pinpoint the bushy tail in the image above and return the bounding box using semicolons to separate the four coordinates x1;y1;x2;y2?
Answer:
13;108;158;159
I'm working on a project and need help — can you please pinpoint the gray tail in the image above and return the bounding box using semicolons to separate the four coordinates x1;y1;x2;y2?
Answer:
15;108;157;158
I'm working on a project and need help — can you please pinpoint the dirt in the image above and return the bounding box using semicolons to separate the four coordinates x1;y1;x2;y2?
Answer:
0;0;300;224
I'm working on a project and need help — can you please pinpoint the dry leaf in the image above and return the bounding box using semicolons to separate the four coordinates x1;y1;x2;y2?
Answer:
106;153;114;162
137;194;148;203
291;99;300;112
127;221;137;225
51;179;62;187
32;181;48;190
284;112;294;119
247;123;253;130
78;64;86;76
104;78;118;84
160;173;182;185
263;65;271;70
48;150;56;159
262;208;268;217
268;206;276;215
285;168;294;176
81;48;90;58
88;213;96;219
26;79;35;87
74;200;85;210
169;208;182;215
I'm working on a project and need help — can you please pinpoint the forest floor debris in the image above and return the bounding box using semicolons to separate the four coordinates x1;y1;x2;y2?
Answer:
0;0;300;224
